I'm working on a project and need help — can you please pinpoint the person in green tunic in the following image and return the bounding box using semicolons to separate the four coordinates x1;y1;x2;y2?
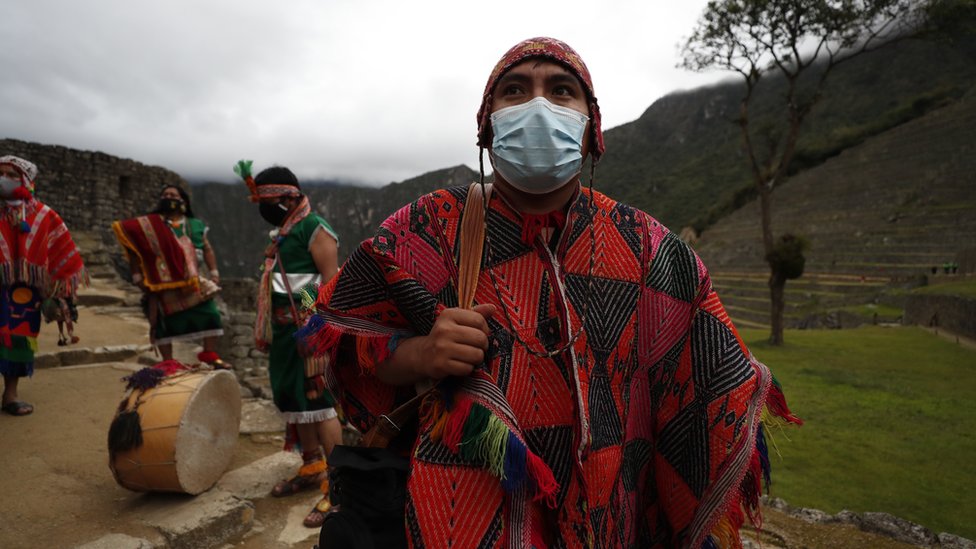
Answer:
118;185;227;367
237;162;342;528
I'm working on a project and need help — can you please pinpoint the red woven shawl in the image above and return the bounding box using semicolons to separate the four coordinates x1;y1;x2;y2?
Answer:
112;214;196;292
0;200;85;297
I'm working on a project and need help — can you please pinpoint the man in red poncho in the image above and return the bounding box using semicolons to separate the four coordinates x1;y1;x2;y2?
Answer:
0;155;85;416
303;38;801;548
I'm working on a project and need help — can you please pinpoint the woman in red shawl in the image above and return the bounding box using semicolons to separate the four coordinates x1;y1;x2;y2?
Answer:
0;155;85;416
303;38;800;548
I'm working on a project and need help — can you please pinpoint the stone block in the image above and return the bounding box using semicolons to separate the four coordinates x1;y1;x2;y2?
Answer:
232;312;257;324
859;512;938;546
938;533;976;549
789;507;834;524
72;533;156;549
240;398;285;434
229;347;249;360
216;451;301;500
231;324;254;338
34;353;61;369
248;349;267;359
141;490;254;549
93;344;149;363
59;348;94;366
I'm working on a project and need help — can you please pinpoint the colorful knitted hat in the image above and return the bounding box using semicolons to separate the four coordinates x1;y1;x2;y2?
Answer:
0;155;38;196
476;37;605;162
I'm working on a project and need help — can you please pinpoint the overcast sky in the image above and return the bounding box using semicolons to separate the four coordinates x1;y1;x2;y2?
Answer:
3;0;730;186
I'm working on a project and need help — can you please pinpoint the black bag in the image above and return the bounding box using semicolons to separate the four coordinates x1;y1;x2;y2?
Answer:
317;446;409;549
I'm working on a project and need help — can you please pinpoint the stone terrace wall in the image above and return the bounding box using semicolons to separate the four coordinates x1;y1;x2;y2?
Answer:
215;278;270;398
904;293;976;340
1;138;187;231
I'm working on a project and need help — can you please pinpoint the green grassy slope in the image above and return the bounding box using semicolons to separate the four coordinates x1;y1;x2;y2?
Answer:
744;326;976;538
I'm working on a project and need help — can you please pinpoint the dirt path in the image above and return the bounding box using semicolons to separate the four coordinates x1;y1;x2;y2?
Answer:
0;362;281;549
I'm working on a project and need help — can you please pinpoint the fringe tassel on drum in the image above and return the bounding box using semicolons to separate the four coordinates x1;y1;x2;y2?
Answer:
110;362;193;457
108;410;143;455
123;367;166;391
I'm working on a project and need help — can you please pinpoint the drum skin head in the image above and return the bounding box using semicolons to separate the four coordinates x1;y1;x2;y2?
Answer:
110;370;242;495
175;370;242;494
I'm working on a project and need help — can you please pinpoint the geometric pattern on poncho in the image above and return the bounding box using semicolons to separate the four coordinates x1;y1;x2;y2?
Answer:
610;201;644;261
308;185;782;548
327;246;389;311
484;209;530;268
565;274;640;365
523;424;575;508
647;232;700;303
657;399;711;498
587;356;624;450
692;311;755;400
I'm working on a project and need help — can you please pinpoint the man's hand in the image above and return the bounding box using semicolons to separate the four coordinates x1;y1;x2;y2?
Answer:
418;304;497;378
376;304;497;385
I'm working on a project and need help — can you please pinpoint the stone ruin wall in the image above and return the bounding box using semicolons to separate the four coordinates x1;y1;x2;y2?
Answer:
1;138;188;234
1;138;268;371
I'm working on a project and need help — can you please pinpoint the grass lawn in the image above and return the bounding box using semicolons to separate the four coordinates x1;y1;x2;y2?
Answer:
740;325;976;539
911;278;976;299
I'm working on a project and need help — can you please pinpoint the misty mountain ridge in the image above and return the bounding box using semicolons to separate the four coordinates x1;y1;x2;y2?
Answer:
195;29;976;277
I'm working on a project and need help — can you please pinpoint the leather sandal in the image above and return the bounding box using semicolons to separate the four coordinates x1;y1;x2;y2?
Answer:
303;497;334;528
271;473;320;497
271;460;327;497
2;401;34;416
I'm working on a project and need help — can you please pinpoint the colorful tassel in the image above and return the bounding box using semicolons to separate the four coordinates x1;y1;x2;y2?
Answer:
442;397;473;453
429;407;449;443
501;434;528;492
707;514;744;549
459;404;492;460
107;410;143;455
234;159;259;202
481;416;510;478
526;450;559;507
756;423;771;489
123;367;165;391
767;376;803;425
154;359;190;376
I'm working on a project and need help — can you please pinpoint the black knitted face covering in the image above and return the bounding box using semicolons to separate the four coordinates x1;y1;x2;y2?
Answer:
259;201;290;226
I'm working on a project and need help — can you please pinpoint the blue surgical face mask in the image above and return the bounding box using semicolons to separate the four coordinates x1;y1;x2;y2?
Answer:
489;97;589;195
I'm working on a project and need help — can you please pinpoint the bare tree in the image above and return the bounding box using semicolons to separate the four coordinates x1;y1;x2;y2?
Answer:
680;0;930;344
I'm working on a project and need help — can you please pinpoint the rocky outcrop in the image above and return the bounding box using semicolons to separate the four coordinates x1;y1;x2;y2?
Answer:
763;497;974;548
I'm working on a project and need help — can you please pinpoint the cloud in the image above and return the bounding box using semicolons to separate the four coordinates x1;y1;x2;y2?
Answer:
2;0;725;185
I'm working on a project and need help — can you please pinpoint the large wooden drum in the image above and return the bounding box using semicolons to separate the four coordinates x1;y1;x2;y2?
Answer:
109;370;241;495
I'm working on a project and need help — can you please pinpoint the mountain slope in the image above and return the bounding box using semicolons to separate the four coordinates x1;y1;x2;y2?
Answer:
695;85;976;327
596;32;976;233
195;165;478;277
